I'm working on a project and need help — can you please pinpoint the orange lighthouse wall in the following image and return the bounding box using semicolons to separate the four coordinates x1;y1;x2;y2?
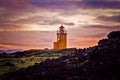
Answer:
53;25;67;50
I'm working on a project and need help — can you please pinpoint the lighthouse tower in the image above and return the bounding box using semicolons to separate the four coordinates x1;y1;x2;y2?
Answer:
54;25;67;50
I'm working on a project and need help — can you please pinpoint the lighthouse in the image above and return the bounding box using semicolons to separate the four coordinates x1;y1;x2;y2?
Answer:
54;25;67;50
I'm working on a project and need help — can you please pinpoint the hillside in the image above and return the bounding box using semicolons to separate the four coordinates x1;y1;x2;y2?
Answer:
0;48;76;76
1;31;120;80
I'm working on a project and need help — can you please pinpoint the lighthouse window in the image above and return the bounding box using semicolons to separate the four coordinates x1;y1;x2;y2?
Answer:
62;35;64;38
57;38;60;40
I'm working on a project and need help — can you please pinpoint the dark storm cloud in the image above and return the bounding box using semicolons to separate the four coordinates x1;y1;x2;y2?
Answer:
76;0;120;9
29;0;72;9
1;0;120;10
97;15;120;22
29;0;120;9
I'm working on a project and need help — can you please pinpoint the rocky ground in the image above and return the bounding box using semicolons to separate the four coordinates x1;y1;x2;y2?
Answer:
1;31;120;80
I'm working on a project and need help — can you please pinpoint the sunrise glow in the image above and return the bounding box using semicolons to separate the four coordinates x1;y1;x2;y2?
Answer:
0;0;120;50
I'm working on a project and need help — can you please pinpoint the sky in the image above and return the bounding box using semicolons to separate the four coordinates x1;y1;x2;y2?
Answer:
0;0;120;50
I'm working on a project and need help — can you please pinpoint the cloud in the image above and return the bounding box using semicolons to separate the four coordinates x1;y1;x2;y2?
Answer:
29;0;120;9
84;33;107;38
0;46;5;48
0;0;30;9
0;0;120;31
36;16;75;26
0;31;54;49
0;43;36;46
0;4;75;31
76;0;120;9
0;0;38;31
0;25;23;31
0;42;51;47
97;15;120;23
63;22;75;26
0;0;120;49
29;0;73;10
68;24;120;39
37;38;53;42
83;25;120;30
